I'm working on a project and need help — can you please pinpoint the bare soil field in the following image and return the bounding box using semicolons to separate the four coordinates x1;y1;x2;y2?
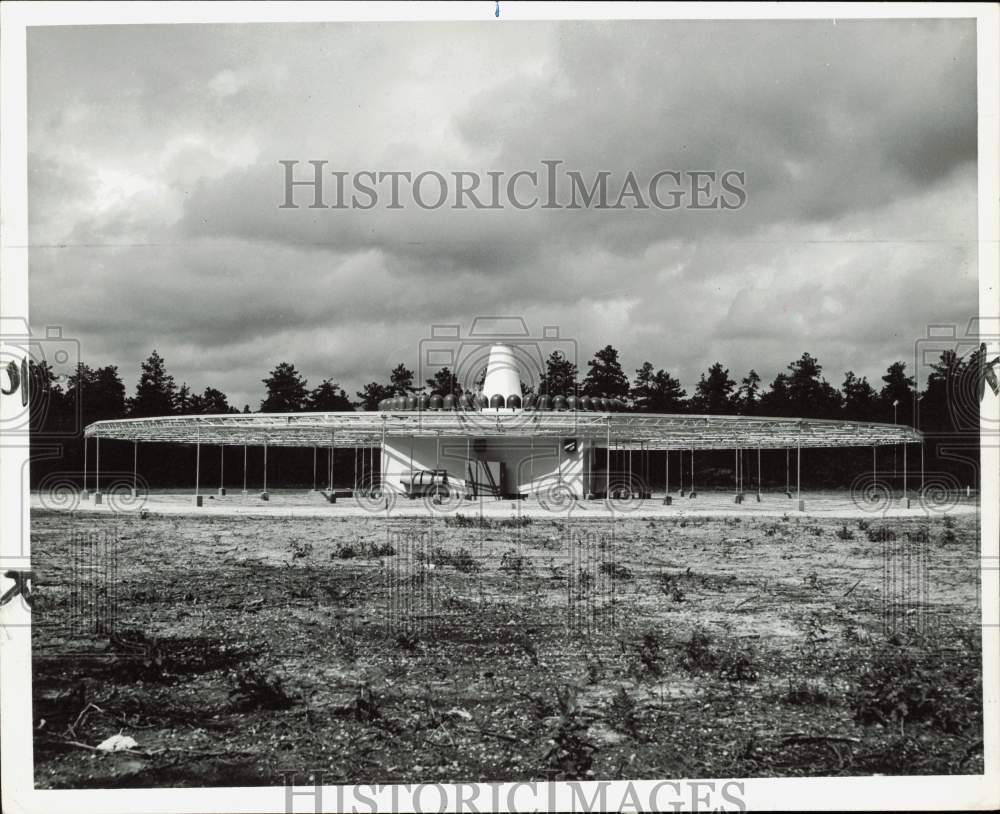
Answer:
30;505;983;787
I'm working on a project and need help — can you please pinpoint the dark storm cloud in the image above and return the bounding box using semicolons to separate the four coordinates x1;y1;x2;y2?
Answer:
27;19;978;409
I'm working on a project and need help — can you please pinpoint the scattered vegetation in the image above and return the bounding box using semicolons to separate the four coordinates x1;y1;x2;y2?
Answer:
444;514;532;529
499;548;532;575
228;666;296;711
850;633;981;735
607;686;644;740
30;511;980;787
543;686;597;780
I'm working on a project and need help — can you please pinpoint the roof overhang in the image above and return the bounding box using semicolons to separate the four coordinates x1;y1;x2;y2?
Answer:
83;411;923;450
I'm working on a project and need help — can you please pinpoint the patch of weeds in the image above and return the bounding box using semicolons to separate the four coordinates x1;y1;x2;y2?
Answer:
783;678;833;706
543;686;597;780
395;630;420;652
367;540;396;557
857;519;871;532
657;572;686;602
866;525;896;543
291;539;314;559
681;628;756;680
585;656;604;685
639;630;663;677
228;666;296;711
335;684;381;722
331;543;356;559
906;527;930;543
497;516;532;528
451;547;480;573
444;513;480;528
599;562;633;580
681;628;717;673
336;632;359;662
499;548;532;575
607;686;644;740
941;516;957;545
716;640;759;682
444;514;532;529
850;633;982;735
835;524;855;541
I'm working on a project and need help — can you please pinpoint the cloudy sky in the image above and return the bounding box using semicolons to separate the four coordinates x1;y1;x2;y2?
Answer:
28;18;978;409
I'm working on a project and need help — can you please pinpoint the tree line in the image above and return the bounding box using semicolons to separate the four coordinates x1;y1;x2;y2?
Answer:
25;343;986;431
25;343;983;488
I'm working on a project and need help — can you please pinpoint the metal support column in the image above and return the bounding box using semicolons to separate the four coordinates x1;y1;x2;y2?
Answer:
734;446;739;502
605;421;611;498
679;448;684;496
83;436;89;498
663;445;671;505
218;445;226;496
261;441;269;500
903;441;909;508
194;439;202;507
94;436;102;504
920;441;925;506
689;447;696;498
132;441;138;496
757;444;762;501
796;436;803;511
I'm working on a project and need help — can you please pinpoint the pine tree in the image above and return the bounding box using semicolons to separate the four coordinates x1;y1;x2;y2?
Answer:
260;362;309;412
842;371;879;421
760;372;792;416
175;382;193;414
690;362;737;414
631;362;657;410
129;350;177;417
632;363;687;412
27;360;69;434
581;345;629;399
355;382;394;411
425;367;460;397
69;363;127;424
785;353;843;418
390;363;418;396
198;386;231;414
542;351;579;396
648;369;687;413
738;370;762;415
879;361;915;425
309;379;353;411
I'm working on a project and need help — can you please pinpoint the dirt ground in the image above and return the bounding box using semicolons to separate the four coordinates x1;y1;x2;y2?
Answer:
29;502;984;787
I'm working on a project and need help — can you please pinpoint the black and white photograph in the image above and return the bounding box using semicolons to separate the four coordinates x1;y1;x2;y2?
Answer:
1;2;998;812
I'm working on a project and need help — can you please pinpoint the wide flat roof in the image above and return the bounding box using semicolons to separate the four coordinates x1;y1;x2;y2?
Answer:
84;411;922;450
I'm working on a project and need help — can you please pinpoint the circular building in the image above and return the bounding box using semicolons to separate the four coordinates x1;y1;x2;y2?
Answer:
82;343;923;509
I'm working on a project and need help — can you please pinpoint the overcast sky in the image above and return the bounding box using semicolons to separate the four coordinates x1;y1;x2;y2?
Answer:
27;19;978;409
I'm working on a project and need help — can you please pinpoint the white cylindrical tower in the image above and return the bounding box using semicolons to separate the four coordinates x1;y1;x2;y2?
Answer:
481;344;521;409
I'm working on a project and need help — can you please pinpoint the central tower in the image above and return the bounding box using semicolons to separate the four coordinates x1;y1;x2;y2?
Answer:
480;344;522;410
